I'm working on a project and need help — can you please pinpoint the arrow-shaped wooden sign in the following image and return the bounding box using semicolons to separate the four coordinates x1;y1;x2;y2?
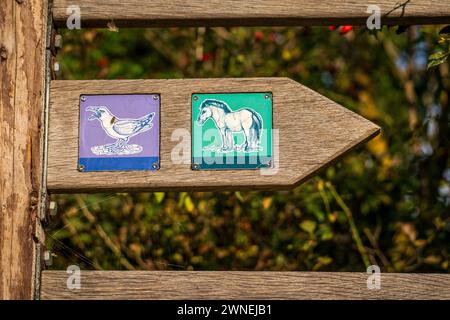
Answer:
47;78;379;193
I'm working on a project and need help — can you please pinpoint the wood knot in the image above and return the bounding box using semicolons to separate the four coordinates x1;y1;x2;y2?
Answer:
0;45;7;60
15;0;25;4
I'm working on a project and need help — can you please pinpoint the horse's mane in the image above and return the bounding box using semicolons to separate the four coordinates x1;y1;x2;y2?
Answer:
200;99;232;113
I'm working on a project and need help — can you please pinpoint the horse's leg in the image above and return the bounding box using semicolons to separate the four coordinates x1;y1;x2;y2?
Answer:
225;129;234;151
219;127;228;151
241;125;251;152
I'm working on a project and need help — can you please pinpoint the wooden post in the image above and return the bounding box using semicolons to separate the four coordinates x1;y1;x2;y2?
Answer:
0;0;48;299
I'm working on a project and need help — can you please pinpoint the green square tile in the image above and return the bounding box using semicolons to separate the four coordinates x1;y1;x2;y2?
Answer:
192;92;272;170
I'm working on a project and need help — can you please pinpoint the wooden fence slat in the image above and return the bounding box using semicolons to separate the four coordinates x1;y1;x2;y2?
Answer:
47;78;379;193
41;271;450;300
0;0;47;299
52;0;450;28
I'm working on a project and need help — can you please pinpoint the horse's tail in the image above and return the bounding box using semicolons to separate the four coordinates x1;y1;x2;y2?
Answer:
251;110;263;140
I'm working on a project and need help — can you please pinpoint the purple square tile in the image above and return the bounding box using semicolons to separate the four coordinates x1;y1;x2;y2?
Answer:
78;94;160;172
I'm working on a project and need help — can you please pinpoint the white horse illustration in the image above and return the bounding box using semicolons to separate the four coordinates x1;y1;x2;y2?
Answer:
196;99;263;152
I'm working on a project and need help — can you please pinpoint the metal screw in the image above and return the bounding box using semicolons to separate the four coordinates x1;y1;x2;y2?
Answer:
152;162;160;170
192;163;200;170
80;96;87;102
266;160;272;167
78;164;85;172
53;61;60;72
265;94;271;99
193;96;199;101
44;250;53;267
153;95;159;100
49;201;58;216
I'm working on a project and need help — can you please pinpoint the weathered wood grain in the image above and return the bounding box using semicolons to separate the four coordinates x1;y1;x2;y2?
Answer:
41;271;450;300
52;0;450;28
47;78;379;193
0;0;47;299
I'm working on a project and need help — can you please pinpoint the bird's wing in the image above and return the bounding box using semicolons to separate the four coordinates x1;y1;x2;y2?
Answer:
112;113;154;136
112;120;145;136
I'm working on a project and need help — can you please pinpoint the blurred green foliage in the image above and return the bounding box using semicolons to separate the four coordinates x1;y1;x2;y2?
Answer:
47;25;450;272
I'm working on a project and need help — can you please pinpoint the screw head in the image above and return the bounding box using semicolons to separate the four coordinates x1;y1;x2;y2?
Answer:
193;96;199;101
266;160;272;167
44;250;53;267
153;95;159;100
78;164;85;172
80;96;87;102
54;34;63;49
152;162;160;170
192;163;200;170
265;94;271;99
49;201;58;216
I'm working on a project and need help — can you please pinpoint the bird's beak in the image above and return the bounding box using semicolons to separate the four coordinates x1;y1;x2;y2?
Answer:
86;106;100;121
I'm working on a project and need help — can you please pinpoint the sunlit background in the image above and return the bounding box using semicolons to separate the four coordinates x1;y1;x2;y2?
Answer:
47;25;450;272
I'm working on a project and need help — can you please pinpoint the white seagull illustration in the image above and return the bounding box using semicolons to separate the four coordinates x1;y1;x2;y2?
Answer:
86;106;155;152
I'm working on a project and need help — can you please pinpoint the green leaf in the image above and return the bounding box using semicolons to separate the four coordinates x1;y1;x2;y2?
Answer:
362;28;380;40
429;51;448;61
427;51;449;69
317;256;333;265
184;196;195;213
235;191;245;202
154;192;165;203
300;220;317;234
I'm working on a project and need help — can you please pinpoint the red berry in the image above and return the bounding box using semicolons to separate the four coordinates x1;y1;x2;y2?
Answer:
96;57;109;68
254;31;264;42
202;52;213;62
339;25;353;35
329;26;337;31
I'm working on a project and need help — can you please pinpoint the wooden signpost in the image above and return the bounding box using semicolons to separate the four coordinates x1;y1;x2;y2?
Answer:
2;0;450;300
48;78;379;192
